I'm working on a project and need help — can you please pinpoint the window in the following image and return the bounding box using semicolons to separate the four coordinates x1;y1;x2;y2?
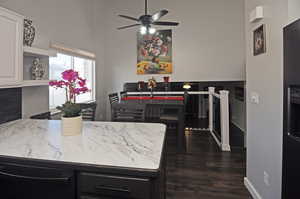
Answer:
49;53;96;109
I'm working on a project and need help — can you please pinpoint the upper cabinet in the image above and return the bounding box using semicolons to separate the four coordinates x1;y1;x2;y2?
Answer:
0;7;23;87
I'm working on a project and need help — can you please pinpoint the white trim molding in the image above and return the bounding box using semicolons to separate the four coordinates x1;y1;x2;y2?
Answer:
220;90;230;152
50;42;95;60
244;177;263;199
208;87;215;132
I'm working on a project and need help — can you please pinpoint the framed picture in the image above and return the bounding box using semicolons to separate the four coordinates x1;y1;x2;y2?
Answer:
137;30;172;75
253;24;266;56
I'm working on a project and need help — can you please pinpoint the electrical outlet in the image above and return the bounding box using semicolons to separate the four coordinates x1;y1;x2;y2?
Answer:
264;171;270;186
250;92;260;104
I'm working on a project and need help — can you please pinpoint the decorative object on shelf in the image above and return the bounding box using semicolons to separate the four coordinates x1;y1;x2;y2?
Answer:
49;69;89;136
163;76;170;91
147;77;157;97
253;24;266;56
163;76;170;83
23;19;35;47
137;81;145;92
31;58;45;80
137;30;172;74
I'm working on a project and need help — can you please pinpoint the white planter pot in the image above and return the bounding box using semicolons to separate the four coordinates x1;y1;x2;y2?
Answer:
61;115;82;136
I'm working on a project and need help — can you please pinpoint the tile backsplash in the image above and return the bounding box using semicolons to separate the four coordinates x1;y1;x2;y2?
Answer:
0;88;22;124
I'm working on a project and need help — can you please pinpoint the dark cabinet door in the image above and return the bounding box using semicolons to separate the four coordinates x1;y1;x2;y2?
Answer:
0;163;75;199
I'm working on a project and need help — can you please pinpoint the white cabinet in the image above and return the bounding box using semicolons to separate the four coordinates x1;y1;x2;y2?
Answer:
0;7;23;86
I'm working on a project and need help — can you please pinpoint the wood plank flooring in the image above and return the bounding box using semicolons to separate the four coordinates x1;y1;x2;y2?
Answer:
166;131;252;199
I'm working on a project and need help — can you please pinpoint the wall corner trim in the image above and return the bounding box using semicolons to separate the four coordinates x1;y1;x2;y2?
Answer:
244;177;263;199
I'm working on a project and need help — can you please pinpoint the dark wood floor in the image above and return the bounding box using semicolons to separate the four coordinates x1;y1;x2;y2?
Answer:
166;131;252;199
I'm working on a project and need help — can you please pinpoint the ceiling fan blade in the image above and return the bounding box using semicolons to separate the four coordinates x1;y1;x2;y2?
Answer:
117;24;140;30
152;10;169;21
118;15;139;21
153;21;179;26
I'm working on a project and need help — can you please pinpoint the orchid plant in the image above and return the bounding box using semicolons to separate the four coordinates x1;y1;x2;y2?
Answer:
49;69;89;118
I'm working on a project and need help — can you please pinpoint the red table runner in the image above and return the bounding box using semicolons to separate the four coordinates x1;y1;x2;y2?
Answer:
122;96;184;101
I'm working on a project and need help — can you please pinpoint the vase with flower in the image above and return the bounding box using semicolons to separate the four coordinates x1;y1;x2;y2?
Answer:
163;76;170;92
147;77;157;98
49;69;89;136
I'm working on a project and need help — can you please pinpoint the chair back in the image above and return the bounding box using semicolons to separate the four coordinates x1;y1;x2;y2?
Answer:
109;93;119;105
30;112;51;120
120;91;127;100
112;103;145;122
78;103;97;121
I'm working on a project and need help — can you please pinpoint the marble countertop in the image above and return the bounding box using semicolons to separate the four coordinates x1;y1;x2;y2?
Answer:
0;120;166;170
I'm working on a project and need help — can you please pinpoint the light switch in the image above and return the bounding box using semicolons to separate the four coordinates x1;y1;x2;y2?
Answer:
250;92;260;104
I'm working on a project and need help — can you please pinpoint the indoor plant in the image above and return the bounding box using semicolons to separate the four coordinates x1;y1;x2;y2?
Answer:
49;69;89;136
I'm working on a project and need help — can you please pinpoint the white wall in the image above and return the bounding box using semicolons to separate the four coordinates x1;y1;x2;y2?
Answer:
245;1;288;198
0;0;94;51
101;0;245;118
0;0;96;117
0;0;246;121
91;0;106;120
103;0;245;88
288;0;300;24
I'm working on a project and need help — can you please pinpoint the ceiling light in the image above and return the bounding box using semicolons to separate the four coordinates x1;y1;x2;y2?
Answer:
152;15;159;21
149;27;156;34
183;83;191;90
140;26;147;35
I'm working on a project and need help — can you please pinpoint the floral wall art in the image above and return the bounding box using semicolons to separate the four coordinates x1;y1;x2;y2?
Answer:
137;30;172;74
253;24;266;56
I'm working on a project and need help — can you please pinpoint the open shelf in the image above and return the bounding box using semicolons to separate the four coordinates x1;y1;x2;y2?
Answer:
24;46;57;58
22;80;51;87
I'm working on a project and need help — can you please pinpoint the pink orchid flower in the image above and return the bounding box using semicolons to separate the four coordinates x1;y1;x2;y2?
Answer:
49;69;90;103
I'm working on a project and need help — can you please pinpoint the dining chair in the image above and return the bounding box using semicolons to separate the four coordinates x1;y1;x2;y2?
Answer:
120;91;127;100
159;109;179;133
111;103;145;122
78;102;97;121
30;112;51;120
109;93;119;105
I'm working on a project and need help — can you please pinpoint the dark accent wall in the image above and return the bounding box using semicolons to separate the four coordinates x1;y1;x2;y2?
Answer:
0;88;22;124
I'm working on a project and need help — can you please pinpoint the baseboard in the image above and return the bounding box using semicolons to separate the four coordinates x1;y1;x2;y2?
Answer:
244;177;263;199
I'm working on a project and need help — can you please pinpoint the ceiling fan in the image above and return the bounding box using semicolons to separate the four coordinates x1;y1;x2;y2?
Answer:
117;0;179;34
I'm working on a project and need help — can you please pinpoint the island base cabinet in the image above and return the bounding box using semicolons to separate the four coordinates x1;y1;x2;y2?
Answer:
78;173;158;199
0;163;75;199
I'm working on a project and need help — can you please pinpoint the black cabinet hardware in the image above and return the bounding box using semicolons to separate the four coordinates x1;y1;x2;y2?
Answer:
0;170;71;182
95;185;131;194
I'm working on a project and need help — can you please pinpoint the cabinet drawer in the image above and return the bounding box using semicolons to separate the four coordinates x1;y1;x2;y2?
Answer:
78;172;151;199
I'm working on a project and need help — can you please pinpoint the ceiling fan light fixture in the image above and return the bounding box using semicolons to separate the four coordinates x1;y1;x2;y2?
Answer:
140;26;147;35
117;0;179;30
149;27;156;34
152;15;159;21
